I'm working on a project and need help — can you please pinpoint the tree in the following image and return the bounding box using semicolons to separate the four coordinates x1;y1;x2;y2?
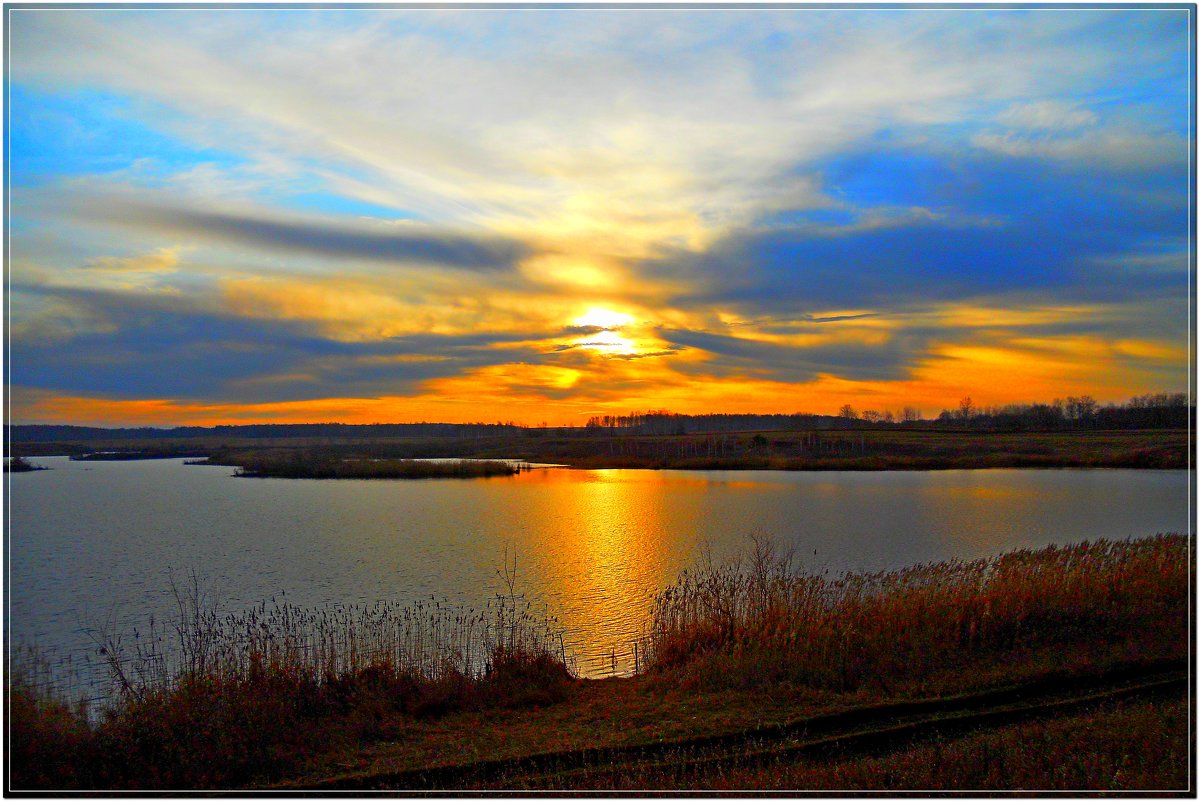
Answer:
901;407;922;424
838;404;858;420
957;396;974;422
1065;395;1097;426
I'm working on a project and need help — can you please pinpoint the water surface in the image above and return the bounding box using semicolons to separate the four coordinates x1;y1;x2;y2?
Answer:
8;457;1189;681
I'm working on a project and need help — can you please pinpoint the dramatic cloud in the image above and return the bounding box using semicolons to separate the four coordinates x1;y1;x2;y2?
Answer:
48;189;532;272
5;8;1190;423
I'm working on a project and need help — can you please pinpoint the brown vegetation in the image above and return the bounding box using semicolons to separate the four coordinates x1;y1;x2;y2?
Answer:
641;534;1188;694
480;695;1189;792
9;565;571;790
8;535;1190;791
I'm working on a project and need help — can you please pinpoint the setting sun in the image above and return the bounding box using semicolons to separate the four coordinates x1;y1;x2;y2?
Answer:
572;307;634;331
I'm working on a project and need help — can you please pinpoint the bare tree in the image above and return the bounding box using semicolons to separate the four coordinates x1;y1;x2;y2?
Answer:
957;396;974;422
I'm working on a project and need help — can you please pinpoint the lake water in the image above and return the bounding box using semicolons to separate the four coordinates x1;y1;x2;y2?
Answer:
7;456;1190;685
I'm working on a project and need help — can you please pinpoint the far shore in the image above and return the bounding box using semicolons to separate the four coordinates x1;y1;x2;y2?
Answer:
11;428;1189;474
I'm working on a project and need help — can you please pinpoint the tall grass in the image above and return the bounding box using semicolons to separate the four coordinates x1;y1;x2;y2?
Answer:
641;534;1188;693
94;572;567;692
9;562;572;790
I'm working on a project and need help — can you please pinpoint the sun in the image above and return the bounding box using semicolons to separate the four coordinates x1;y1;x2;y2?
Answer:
566;307;640;355
573;307;633;330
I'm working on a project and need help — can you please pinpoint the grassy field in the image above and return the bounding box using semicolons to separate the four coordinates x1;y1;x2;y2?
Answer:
552;428;1189;469
8;534;1191;791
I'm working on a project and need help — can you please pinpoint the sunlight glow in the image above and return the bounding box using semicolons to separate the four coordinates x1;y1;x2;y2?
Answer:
573;308;634;330
578;329;637;354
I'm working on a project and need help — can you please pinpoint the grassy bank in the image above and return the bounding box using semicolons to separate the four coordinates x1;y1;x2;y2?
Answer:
8;534;1190;791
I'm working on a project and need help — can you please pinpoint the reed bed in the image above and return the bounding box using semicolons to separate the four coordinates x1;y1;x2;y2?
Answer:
640;534;1189;693
9;564;572;790
96;595;567;696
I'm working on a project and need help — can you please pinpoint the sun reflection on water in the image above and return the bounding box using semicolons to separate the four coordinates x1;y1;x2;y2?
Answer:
521;470;683;676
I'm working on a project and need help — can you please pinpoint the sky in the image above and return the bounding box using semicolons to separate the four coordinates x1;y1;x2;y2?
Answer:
4;7;1193;427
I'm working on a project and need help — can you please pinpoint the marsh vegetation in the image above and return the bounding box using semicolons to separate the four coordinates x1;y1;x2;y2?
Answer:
9;534;1188;790
208;451;527;479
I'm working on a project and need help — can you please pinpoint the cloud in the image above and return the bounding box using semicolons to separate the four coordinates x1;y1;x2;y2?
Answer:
5;9;1190;422
996;100;1097;131
550;341;683;360
605;348;683;361
8;283;552;403
562;325;617;335
60;190;531;271
971;130;1187;171
83;246;182;273
12;8;1185;257
660;327;917;383
640;139;1187;322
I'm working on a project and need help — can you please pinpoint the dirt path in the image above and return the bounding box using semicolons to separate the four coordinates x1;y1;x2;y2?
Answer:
290;658;1186;791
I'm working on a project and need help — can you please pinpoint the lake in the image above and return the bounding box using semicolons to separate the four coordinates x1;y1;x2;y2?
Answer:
7;456;1189;686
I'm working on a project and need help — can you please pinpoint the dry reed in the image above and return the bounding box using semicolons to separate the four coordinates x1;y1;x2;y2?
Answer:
640;534;1188;693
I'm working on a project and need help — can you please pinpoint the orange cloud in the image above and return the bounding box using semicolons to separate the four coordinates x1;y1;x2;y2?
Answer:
9;322;1184;428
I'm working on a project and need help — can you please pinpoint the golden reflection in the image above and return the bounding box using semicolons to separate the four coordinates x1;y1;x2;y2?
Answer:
917;474;1046;557
515;469;793;676
514;469;705;676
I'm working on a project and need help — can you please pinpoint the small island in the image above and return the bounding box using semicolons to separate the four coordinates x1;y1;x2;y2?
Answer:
196;451;526;479
4;456;47;473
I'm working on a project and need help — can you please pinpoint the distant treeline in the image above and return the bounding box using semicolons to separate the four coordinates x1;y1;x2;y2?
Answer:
925;392;1193;432
583;411;844;434
583;393;1192;434
7;422;525;444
